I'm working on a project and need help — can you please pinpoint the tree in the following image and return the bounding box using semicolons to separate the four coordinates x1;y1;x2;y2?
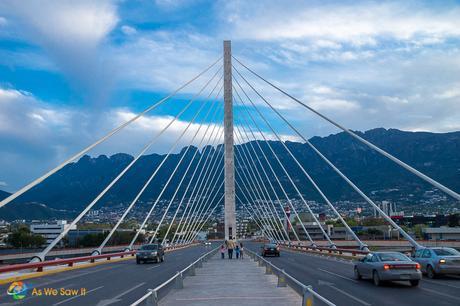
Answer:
448;214;459;227
7;226;45;248
413;224;427;239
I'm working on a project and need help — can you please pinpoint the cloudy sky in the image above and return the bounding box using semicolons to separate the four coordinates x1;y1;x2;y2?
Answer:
0;0;460;191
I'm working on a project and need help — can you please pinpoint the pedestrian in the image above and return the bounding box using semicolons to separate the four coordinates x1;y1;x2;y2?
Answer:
239;242;244;259
220;244;226;259
227;239;234;259
235;244;240;259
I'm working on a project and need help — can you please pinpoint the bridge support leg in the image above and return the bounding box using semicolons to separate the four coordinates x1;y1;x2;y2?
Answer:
302;286;314;306
277;270;287;287
146;290;158;306
175;272;184;289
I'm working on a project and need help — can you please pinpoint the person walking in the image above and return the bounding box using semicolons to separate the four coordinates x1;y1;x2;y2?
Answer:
235;244;240;259
239;242;244;259
227;239;234;259
220;244;226;259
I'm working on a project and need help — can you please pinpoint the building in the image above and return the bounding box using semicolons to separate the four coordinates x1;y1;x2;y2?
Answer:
293;222;332;241
30;220;76;247
236;218;250;238
423;227;460;240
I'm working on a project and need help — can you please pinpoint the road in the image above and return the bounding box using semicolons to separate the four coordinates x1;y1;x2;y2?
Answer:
0;244;216;306
246;242;460;306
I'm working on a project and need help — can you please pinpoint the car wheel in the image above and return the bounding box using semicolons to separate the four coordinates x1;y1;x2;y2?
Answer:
354;267;362;280
427;265;437;279
373;271;381;286
410;280;419;287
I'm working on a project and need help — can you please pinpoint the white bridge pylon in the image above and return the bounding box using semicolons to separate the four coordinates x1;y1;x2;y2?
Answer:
1;41;458;261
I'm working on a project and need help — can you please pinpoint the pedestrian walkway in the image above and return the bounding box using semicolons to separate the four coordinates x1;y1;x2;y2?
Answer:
159;254;301;306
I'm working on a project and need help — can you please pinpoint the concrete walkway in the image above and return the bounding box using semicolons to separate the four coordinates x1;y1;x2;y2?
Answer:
159;254;301;306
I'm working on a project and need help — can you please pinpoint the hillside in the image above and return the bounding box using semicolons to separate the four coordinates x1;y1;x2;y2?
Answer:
1;128;459;220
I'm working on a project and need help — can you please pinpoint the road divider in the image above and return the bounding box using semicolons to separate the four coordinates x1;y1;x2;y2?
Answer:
131;246;219;306
0;243;199;283
246;248;336;306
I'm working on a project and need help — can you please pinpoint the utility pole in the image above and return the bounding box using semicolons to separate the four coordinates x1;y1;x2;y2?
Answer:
223;40;236;240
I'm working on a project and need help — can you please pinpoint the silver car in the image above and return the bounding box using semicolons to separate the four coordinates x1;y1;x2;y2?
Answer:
354;252;422;286
412;247;460;278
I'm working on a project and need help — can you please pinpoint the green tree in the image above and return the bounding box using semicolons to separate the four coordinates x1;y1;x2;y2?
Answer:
8;226;45;248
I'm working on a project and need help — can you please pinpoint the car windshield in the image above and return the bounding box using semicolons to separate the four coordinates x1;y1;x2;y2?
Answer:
140;244;158;250
433;248;460;256
265;244;277;248
378;253;409;261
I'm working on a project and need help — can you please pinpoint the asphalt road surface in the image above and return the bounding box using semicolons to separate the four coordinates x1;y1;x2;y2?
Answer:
246;242;460;306
0;243;217;306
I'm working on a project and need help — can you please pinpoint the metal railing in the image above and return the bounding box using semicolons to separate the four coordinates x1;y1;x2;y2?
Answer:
282;242;369;257
130;246;219;306
246;248;336;306
0;243;199;275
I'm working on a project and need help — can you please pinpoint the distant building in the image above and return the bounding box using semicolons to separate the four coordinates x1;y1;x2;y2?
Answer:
293;222;332;240
423;227;460;240
392;214;451;227
236;218;250;238
30;220;76;246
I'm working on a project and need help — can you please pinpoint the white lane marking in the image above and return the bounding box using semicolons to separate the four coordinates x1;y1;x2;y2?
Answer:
147;265;161;270
326;285;372;306
52;285;104;306
420;287;460;301
113;282;146;300
318;268;358;283
422;279;460;289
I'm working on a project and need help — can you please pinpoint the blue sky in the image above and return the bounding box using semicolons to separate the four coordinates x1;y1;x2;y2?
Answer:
0;0;460;191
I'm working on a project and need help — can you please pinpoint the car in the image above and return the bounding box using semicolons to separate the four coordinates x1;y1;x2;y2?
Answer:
136;243;164;264
203;241;211;246
261;243;280;257
412;247;460;279
354;252;421;287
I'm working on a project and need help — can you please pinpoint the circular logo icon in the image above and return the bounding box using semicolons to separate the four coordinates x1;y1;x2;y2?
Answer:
7;281;28;300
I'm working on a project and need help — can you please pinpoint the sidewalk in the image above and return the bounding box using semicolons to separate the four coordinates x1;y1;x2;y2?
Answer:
159;253;301;306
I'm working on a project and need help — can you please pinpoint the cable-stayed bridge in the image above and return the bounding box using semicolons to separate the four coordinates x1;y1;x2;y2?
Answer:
0;41;459;306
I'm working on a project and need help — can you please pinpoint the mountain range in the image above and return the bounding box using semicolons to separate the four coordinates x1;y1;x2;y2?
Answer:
1;128;459;220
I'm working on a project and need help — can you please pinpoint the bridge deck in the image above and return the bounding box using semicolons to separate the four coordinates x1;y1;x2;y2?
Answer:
159;253;301;306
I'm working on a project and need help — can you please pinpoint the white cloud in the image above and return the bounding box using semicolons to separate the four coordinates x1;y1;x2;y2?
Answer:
0;16;7;27
121;25;137;36
0;86;227;190
223;1;460;45
309;98;360;111
3;0;119;105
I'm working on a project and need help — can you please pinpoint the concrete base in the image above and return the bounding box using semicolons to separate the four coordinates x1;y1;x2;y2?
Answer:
159;254;300;306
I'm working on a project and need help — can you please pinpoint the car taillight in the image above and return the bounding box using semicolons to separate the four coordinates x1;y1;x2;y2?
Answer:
383;264;390;270
439;259;446;264
415;263;421;270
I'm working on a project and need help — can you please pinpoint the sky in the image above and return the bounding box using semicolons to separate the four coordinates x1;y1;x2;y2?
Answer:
0;0;460;191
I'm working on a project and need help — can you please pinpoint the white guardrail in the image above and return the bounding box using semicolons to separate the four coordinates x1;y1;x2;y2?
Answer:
131;245;335;306
246;248;336;306
130;246;219;306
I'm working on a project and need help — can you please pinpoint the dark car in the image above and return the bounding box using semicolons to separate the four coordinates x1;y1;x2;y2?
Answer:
261;243;280;257
136;243;164;264
354;252;421;286
412;247;460;278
